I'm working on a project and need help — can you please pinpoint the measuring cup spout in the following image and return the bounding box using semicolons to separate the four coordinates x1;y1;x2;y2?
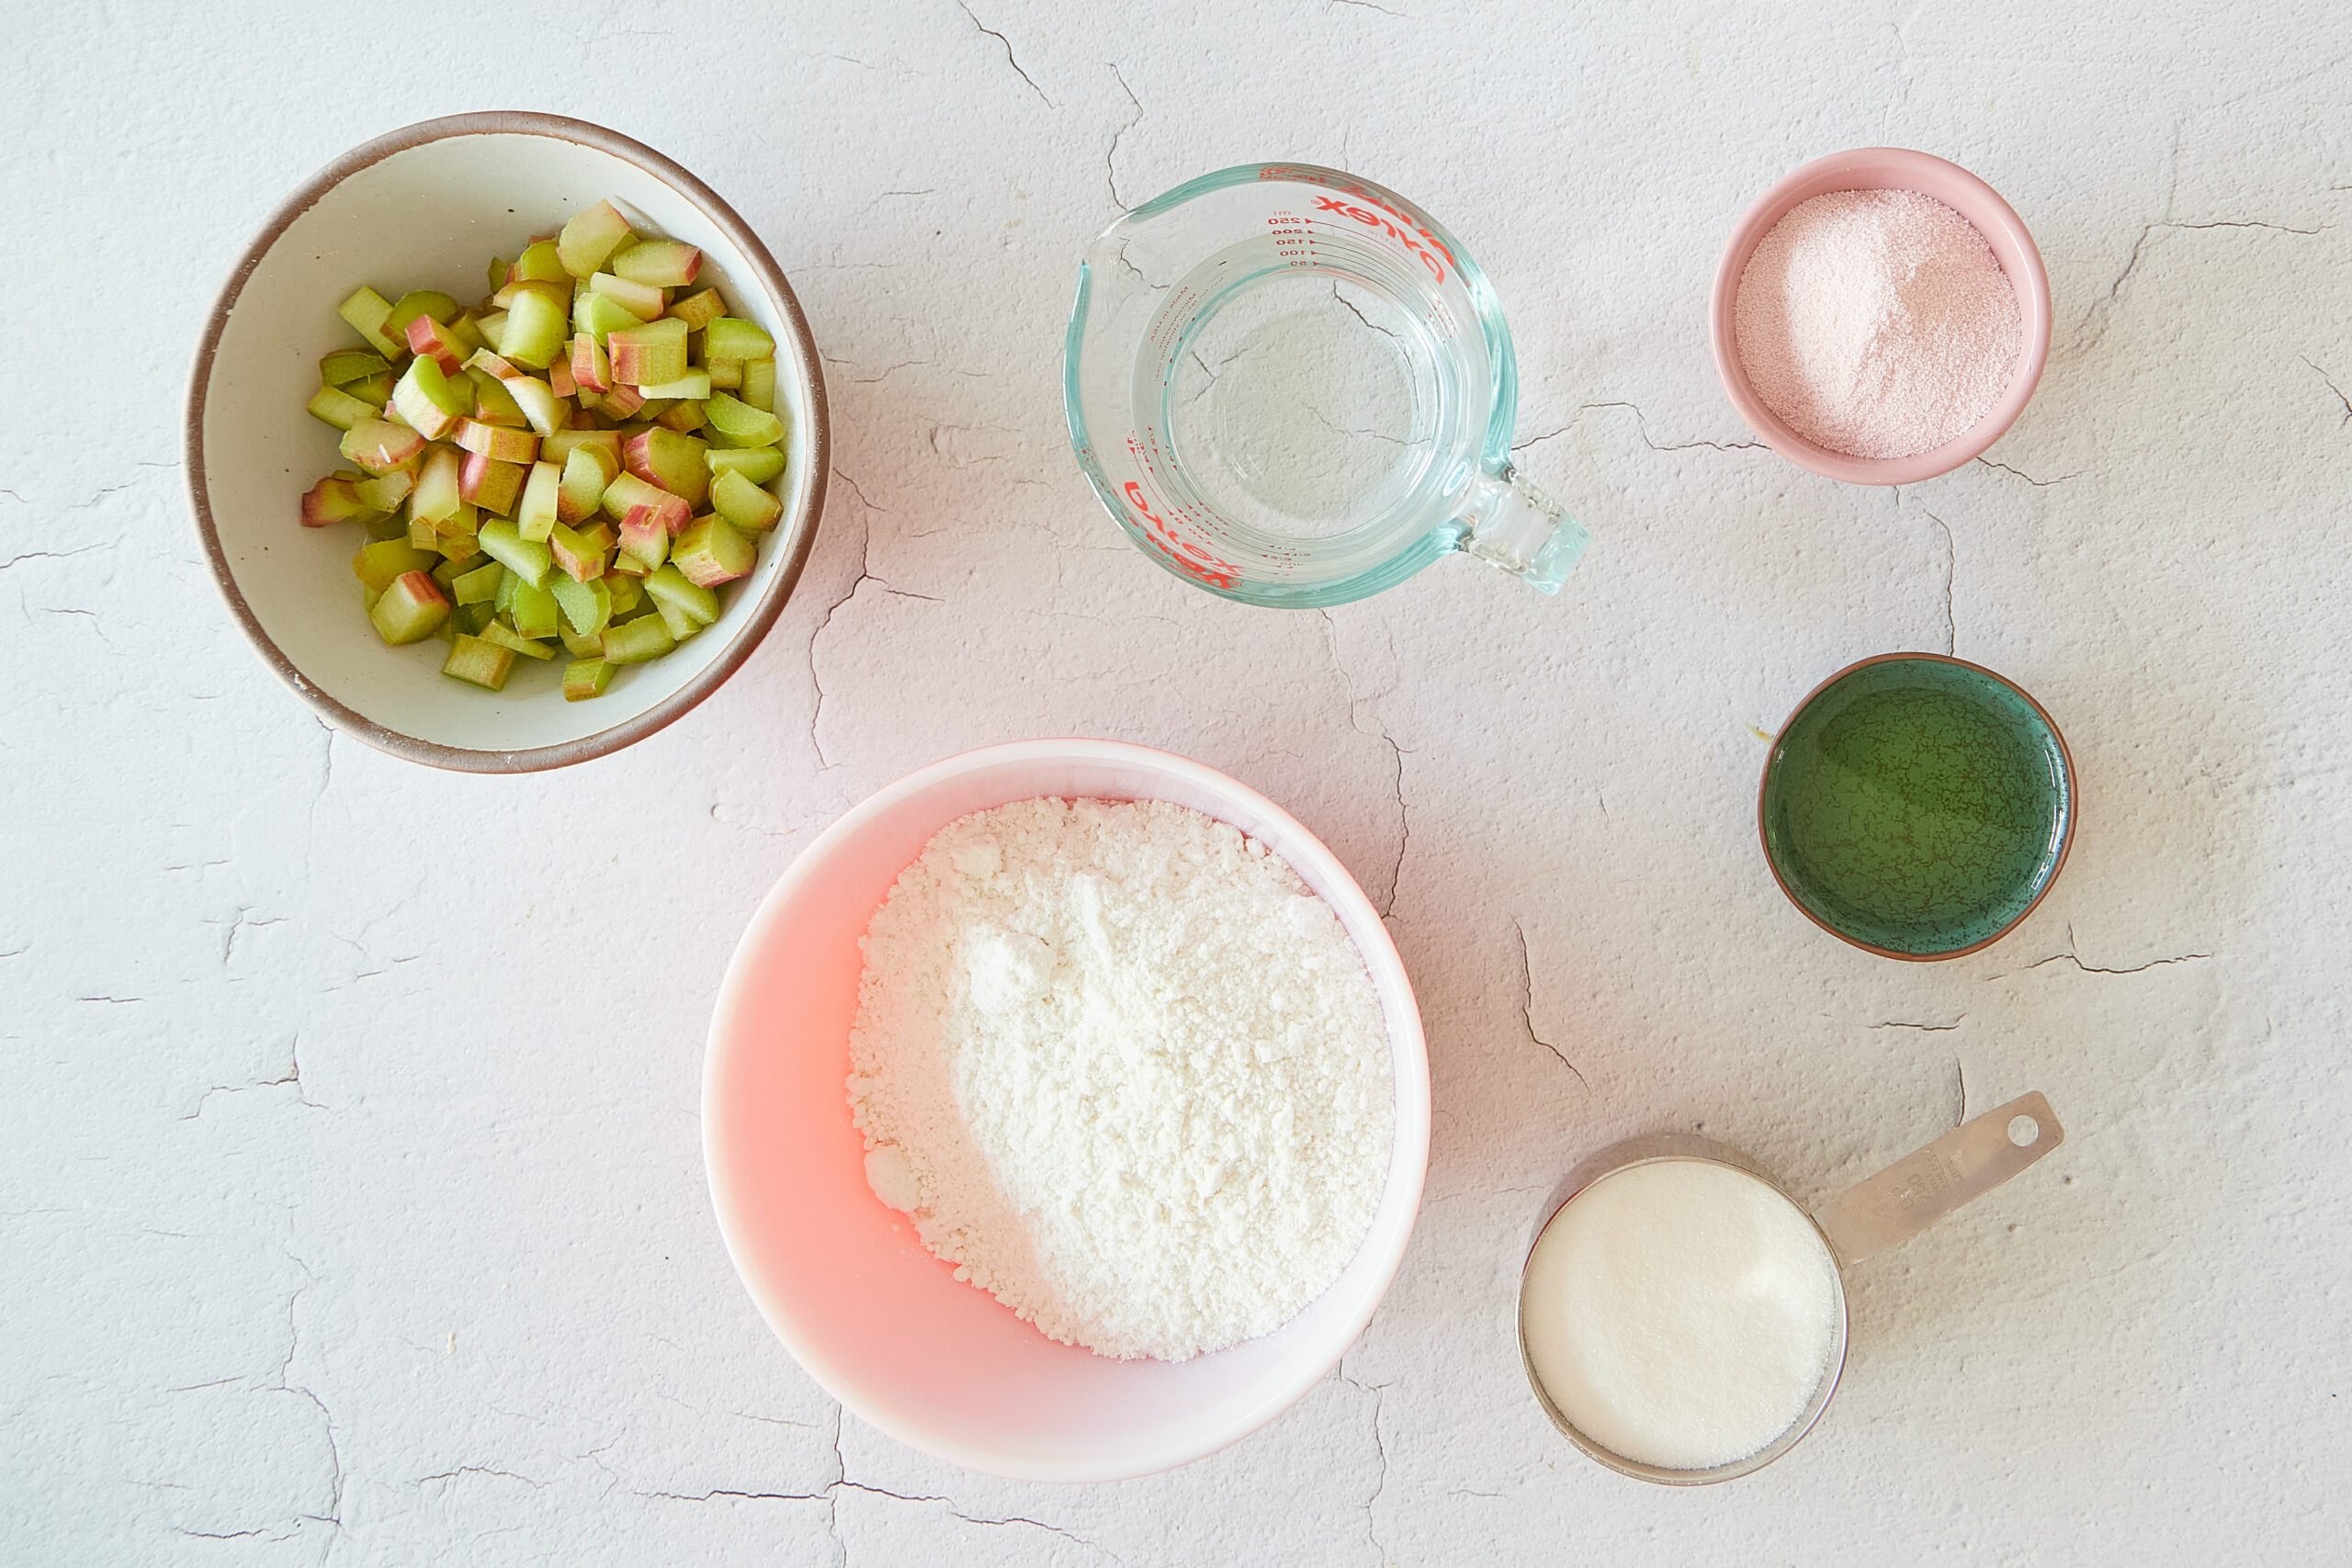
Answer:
1457;466;1589;593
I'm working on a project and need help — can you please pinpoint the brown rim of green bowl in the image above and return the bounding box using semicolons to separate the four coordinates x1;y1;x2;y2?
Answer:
184;110;829;773
1756;652;2076;962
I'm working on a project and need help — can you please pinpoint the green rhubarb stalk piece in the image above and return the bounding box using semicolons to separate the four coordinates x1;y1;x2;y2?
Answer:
338;286;402;355
543;428;620;468
307;385;379;431
458;452;527;516
741;358;777;413
409;446;463;526
562;658;614;701
369;570;449;645
702;391;785;448
453;419;539;465
516;460;561;543
704;317;775;362
710;468;782;532
551;574;613;637
300;476;371;527
320;348;390;386
644;562;719;626
656;400;707;434
622;427;711;508
452;560;504;605
655;595;704;641
605;572;645;617
636;372;711;402
355;468;414;513
672;516;755;588
476;520;553;588
558;200;633;279
588;270;667;321
704;356;743;390
573;288;647;340
509;577;561;640
512;240;568;284
441;633;514;690
611;238;703;288
598;470;689;532
499;283;570;368
606;317;688;387
667;287;725;333
385;290;460;339
601;614;675;665
476;619;556;660
548;522;607;582
465;367;529;428
404;314;467;373
353;538;435;592
390;355;472;441
339;419;425;476
557;445;616;525
616;509;670;572
455;601;494;635
707;446;786;485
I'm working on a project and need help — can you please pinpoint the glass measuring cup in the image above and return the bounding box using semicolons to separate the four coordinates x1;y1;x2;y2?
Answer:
1064;164;1589;607
1518;1092;2064;1484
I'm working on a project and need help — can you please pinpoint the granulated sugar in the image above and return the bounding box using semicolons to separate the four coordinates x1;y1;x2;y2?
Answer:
847;797;1393;1361
1735;188;2022;460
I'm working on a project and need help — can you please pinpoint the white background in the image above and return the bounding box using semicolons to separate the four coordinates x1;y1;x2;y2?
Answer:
7;1;2349;1561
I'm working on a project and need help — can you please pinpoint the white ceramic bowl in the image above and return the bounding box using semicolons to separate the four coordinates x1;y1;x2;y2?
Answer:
703;739;1430;1480
187;112;828;771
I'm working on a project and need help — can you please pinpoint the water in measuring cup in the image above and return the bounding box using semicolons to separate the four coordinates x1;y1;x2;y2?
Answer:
1162;267;1444;543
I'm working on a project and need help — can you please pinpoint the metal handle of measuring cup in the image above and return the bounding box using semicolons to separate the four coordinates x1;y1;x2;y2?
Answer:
1812;1092;2064;1265
1456;465;1590;594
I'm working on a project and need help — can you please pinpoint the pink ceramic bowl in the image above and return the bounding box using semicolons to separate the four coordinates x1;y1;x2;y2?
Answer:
702;739;1430;1481
1710;147;2052;485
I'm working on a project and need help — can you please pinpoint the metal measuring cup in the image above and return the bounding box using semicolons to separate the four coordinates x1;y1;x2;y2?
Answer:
1518;1092;2064;1484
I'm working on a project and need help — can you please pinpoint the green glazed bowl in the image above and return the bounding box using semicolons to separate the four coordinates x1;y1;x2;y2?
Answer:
1759;654;2075;960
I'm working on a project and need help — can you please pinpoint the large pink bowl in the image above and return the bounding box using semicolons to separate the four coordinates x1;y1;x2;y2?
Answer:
702;739;1430;1481
1710;147;2052;485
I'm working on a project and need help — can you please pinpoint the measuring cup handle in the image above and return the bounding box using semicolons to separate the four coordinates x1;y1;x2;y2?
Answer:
1812;1092;2064;1265
1457;465;1589;593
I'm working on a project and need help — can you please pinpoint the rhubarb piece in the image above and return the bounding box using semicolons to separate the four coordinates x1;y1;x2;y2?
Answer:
475;310;507;352
570;333;613;395
409;446;463;526
636;372;711;402
355;468;414;513
506;375;562;437
556;619;602;657
611;238;702;288
616;508;670;572
710;468;782;532
466;367;528;429
454;601;493;635
562;658;614;701
353;538;435;592
704;356;743;390
512;239;568;284
321;348;390;386
671;515;755;588
544;428;621;468
509;577;560;640
438;527;481;563
606;318;688;387
707;446;786;486
368;570;448;645
599;470;690;533
406;517;436;549
446;313;487;354
386;290;461;339
340;418;425;476
307;385;378;431
667;287;725;333
515;459;561;542
605;572;645;617
404;313;466;374
557;445;616;525
390;355;472;441
702;391;785;448
622;427;711;508
593;385;647;421
476;619;555;660
441;632;514;690
345;369;397;406
704;317;775;362
451;560;504;605
300;476;371;527
476;520;553;588
453;419;539;465
548;359;576;400
548;522;607;582
656;400;707;433
600;614;675;665
741;358;777;413
644;562;719;625
459;451;527;515
338;286;402;355
573;289;647;339
551;574;613;637
655;595;704;641
558;199;633;278
500;283;569;369
588;270;667;321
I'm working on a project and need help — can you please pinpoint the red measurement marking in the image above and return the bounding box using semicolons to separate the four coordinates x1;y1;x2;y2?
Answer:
1120;477;1239;589
1256;165;1456;285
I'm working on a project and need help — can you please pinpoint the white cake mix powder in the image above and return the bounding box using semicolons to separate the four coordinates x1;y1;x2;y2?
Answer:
846;796;1394;1361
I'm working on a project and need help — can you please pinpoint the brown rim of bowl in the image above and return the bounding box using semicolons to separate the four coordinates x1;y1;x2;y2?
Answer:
184;110;830;773
1756;652;2076;962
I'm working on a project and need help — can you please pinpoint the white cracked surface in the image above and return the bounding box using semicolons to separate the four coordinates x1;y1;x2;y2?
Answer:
6;1;2349;1561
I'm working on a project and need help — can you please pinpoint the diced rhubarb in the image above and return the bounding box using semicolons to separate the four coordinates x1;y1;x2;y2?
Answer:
390;355;472;442
707;446;786;486
340;418;425;476
548;522;608;582
476;520;553;588
404;313;466;374
409;446;463;526
385;289;460;339
344;369;396;406
605;572;645;617
353;538;435;592
506;375;562;437
558;199;633;279
636;372;711;401
606;318;688;387
446;313;487;354
551;574;613;637
672;516;756;588
476;619;556;660
355;468;415;513
545;428;622;469
704;317;775;362
588;270;667;321
451;559;504;605
548;359;576;400
307;385;379;431
611;238;702;288
338;286;402;355
459;451;527;515
512;239;568;284
656;400;707;434
710;468;782;532
464;367;526;428
441;632;514;690
616;507;670;572
655;595;705;641
515;459;561;542
454;601;493;635
475;310;507;353
702;391;785;449
573;289;647;339
601;615;675;665
599;470;690;533
300;475;371;527
569;333;612;394
369;570;448;645
705;357;743;390
453;419;540;465
320;348;390;386
644;562;719;626
558;618;604;657
508;577;561;640
741;358;777;413
557;445;616;525
500;283;569;368
622;427;711;508
562;658;614;701
594;385;647;421
667;287;726;333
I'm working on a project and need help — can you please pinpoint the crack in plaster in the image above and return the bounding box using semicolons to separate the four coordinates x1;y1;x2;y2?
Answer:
1512;919;1588;1089
956;0;1054;106
1105;64;1143;209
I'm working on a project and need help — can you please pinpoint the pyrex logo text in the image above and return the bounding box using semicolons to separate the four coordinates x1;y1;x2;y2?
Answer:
1311;195;1450;285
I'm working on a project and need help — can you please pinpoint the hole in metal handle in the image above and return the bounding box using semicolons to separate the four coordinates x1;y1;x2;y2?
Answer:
2007;1115;2040;1148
